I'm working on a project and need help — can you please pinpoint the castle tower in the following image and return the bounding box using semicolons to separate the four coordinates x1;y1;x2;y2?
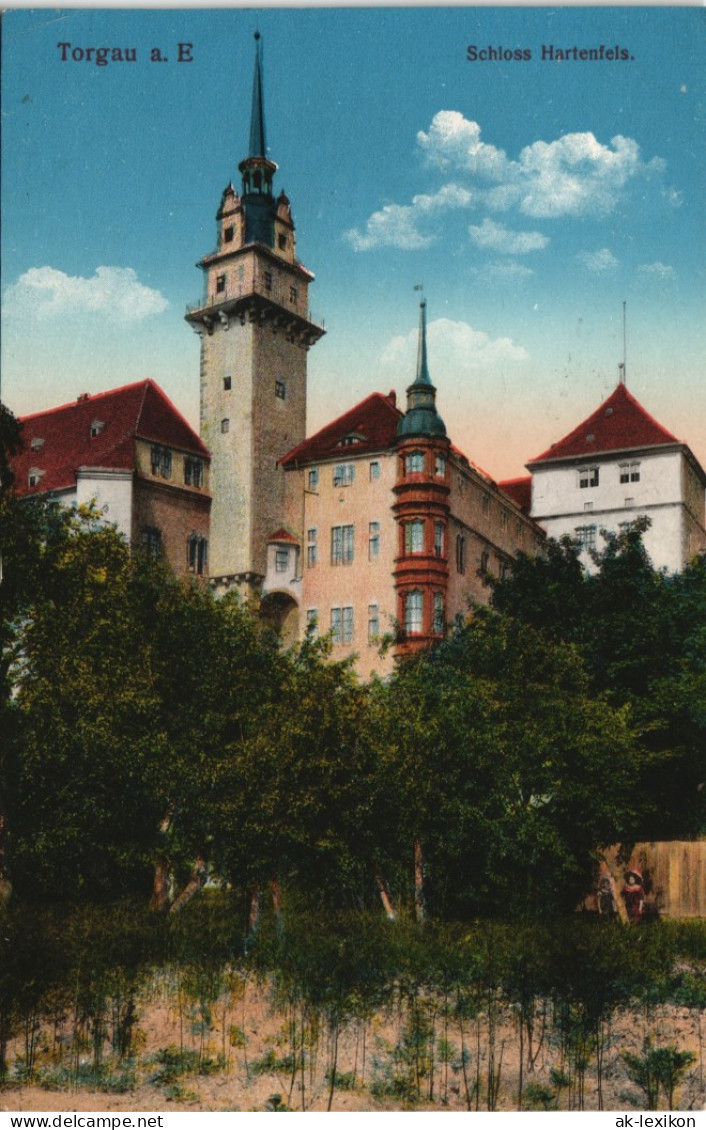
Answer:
186;34;325;588
393;301;451;656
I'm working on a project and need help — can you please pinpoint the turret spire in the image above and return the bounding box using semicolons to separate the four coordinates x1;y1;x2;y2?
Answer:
248;32;266;160
397;299;446;438
415;299;432;386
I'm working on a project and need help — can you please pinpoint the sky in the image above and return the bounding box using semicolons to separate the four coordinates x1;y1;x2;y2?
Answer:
2;6;705;480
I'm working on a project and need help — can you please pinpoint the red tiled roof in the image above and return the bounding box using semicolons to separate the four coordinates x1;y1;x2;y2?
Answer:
12;379;208;497
268;527;299;544
499;476;532;512
528;383;679;465
280;391;402;467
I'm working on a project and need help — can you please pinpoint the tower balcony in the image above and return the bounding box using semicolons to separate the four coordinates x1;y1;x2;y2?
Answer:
185;291;325;349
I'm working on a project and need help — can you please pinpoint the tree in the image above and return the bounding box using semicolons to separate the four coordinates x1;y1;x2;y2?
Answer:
363;612;647;919
490;523;706;838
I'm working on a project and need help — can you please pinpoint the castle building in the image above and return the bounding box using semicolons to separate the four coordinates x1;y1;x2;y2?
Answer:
265;301;544;676
12;379;211;579
10;37;705;679
525;379;706;572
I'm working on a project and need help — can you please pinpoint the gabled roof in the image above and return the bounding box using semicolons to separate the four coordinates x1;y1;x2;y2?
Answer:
280;391;402;468
528;383;679;465
268;527;299;544
499;476;532;512
12;379;209;497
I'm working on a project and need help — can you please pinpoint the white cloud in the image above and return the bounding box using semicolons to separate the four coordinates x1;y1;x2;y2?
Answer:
350;112;666;255
4;266;169;321
468;218;548;255
577;248;619;273
382;317;528;376
418;111;510;181
638;261;676;279
345;183;472;251
481;261;535;281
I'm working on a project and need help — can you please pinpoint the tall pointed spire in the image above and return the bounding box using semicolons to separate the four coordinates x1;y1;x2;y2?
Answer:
397;300;446;438
248;31;266;160
415;299;432;386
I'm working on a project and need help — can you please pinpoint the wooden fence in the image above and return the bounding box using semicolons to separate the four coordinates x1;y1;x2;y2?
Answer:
597;841;706;919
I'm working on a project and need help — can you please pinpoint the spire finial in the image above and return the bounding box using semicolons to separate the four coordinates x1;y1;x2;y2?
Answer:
248;32;266;159
415;295;432;387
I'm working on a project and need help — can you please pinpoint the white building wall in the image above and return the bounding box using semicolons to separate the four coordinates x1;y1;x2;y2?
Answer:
531;447;697;573
75;468;134;539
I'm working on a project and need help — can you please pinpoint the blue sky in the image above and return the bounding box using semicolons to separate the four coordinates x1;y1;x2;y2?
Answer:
3;6;705;479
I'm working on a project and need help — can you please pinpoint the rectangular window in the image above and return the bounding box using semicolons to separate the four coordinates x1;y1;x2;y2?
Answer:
501;509;509;530
342;605;354;644
435;454;446;477
405;591;423;635
333;463;355;486
275;380;286;400
480;549;490;574
331;524;354;565
433;592;444;635
263;271;273;291
307;528;317;568
405;519;424;555
330;607;342;644
434;520;444;558
151;445;172;479
275;548;289;573
405;451;425;474
289;285;298;304
221;418;230;434
307;467;319;491
482;493;490;515
306;609;318;634
368;604;379;642
223;376;232;391
456;533;466;574
187;534;208;575
369;521;380;559
579;466;599;489
216;274;226;294
184;457;204;488
369;460;381;481
141;526;162;559
620;461;641;483
575;525;597;551
224;226;234;243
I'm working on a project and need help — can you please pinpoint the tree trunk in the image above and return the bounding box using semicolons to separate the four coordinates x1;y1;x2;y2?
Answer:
247;883;261;938
149;807;173;912
414;838;425;922
0;813;12;902
169;854;207;914
599;855;629;924
375;867;396;920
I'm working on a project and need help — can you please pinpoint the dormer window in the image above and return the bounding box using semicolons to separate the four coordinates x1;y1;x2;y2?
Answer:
339;433;364;447
30;436;44;451
27;467;44;489
90;420;105;438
